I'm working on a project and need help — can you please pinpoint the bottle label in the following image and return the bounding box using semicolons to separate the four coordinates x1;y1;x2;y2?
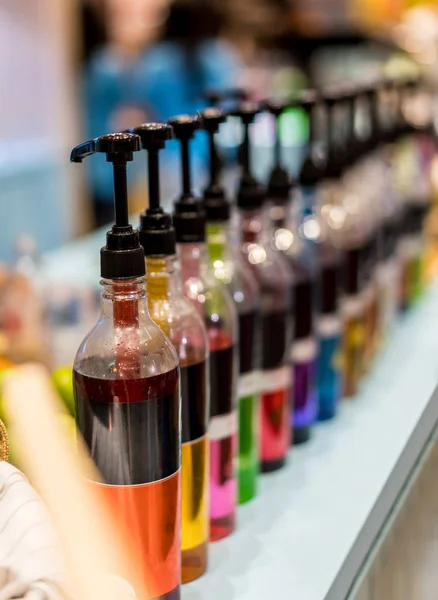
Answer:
291;336;318;363
238;370;261;398
261;365;291;394
342;294;364;318
90;472;181;598
209;411;237;441
317;314;341;339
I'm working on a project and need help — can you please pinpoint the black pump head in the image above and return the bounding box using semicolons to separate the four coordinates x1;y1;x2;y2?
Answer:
230;102;265;211
70;133;145;280
321;87;349;180
129;123;176;257
131;122;173;151
201;107;230;222
297;89;325;187
264;98;293;202
204;87;248;107
169;114;206;243
202;107;227;134
169;114;200;143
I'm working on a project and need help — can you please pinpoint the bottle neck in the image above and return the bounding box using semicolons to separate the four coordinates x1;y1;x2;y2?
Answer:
237;208;264;245
145;255;182;300
206;221;231;265
177;242;207;284
101;278;146;325
267;202;288;231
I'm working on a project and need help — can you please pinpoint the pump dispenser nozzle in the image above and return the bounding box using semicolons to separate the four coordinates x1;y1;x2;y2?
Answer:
201;108;230;221
70;133;145;279
231;102;265;210
169;114;206;243
264;98;293;202
130;123;176;257
298;89;325;187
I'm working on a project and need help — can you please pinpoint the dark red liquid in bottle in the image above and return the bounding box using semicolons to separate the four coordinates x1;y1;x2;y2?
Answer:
74;362;181;600
207;329;237;541
238;311;258;375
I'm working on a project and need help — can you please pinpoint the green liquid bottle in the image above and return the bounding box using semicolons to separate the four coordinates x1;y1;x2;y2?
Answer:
201;108;261;504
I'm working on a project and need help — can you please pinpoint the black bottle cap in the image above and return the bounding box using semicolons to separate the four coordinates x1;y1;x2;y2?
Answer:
297;89;325;187
130;123;176;257
230;101;265;211
70;133;145;280
264;98;293;202
201;107;230;222
169;114;206;242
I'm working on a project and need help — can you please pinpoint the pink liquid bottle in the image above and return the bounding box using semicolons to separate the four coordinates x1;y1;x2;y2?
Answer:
70;133;181;600
169;115;238;542
130;123;210;584
231;101;293;470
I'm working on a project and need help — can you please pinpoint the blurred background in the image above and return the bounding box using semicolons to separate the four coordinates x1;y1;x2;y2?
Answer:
2;0;438;258
1;0;438;370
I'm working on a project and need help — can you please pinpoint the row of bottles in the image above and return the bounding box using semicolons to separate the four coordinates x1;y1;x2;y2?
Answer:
71;74;436;599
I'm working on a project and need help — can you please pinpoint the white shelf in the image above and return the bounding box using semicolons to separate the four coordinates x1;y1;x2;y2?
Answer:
182;281;438;600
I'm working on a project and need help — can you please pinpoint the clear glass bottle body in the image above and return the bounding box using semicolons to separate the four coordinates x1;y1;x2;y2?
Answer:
73;278;181;600
206;221;260;505
146;256;209;584
238;208;292;470
178;242;238;542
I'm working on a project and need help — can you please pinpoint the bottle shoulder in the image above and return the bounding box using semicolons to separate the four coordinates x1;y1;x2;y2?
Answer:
74;311;179;380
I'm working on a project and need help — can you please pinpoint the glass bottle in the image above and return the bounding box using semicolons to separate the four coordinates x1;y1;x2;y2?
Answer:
132;123;209;584
71;133;181;600
265;96;319;440
170;115;238;542
232;102;292;469
202;107;260;505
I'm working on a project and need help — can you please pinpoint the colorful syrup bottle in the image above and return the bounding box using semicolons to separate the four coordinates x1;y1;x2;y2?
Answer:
70;133;181;600
169;114;238;542
131;123;209;584
374;79;405;332
396;78;432;308
344;86;380;374
298;91;343;421
360;82;401;351
265;96;318;443
232;101;292;468
322;90;366;399
201;107;260;505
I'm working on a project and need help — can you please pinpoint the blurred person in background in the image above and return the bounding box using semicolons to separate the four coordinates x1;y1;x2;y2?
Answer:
82;0;242;226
